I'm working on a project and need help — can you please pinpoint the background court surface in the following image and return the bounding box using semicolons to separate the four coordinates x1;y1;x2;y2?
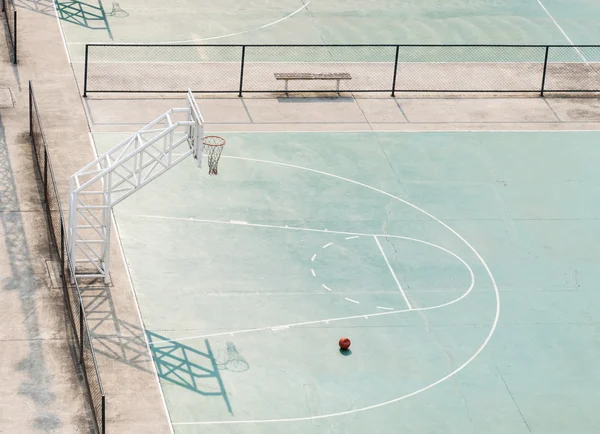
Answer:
91;131;600;433
52;0;600;59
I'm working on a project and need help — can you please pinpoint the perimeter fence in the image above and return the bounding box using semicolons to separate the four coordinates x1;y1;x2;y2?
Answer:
29;81;105;434
83;44;600;96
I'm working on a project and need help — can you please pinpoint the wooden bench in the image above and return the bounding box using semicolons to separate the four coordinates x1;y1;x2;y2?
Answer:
274;72;352;95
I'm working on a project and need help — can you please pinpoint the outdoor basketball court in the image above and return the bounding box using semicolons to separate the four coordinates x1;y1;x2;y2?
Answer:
87;129;600;433
53;0;600;61
41;0;600;431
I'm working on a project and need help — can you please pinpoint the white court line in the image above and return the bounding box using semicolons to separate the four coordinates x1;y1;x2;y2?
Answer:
271;326;289;331
322;242;333;249
139;215;388;239
377;306;394;311
138;217;476;306
311;268;316;277
344;297;360;304
373;236;412;310
146;229;476;344
69;2;311;45
345;236;359;240
230;220;248;225
94;130;600;135
536;0;587;62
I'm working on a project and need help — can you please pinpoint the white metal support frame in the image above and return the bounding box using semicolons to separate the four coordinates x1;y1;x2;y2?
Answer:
69;91;204;283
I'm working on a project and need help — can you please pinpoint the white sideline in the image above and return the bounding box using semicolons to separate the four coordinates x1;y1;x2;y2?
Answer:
536;0;587;63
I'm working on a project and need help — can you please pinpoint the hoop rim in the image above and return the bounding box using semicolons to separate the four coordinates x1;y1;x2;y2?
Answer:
203;135;226;147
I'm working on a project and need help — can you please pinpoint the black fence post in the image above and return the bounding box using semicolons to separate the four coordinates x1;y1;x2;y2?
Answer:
391;45;400;97
43;149;48;214
12;10;16;64
79;303;84;360
238;45;246;97
83;45;89;97
540;46;550;97
101;397;106;434
60;223;65;280
28;81;32;136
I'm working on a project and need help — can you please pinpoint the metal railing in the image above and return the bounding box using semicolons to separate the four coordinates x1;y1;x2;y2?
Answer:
82;44;600;97
2;0;16;63
29;81;105;434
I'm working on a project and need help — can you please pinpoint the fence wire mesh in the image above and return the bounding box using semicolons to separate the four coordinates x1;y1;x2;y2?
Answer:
29;81;105;434
1;0;16;63
84;44;600;96
85;44;242;93
544;46;600;92
242;45;397;92
393;45;547;92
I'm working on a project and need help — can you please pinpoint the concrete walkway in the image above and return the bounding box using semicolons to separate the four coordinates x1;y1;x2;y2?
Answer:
0;4;172;434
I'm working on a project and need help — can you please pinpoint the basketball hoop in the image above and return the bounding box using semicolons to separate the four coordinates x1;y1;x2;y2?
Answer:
203;136;225;175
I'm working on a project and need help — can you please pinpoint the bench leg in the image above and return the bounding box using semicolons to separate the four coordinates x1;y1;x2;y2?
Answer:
336;79;340;95
284;79;289;96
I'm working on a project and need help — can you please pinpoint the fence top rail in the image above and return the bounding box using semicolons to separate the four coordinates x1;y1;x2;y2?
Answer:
85;43;600;48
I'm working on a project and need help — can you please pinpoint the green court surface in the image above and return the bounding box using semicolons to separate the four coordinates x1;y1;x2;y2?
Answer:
57;0;600;61
92;131;600;433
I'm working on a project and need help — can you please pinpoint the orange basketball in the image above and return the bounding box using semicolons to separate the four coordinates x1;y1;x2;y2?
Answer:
339;337;351;350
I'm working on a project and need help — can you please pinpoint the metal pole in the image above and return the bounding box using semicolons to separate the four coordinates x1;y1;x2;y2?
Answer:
28;81;32;136
391;45;400;97
540;46;550;97
101;396;106;434
79;303;84;361
43;150;48;219
13;10;16;64
238;46;246;97
83;45;89;97
102;173;112;284
60;222;65;280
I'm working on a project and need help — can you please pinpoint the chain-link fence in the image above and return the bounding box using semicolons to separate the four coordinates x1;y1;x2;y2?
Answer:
2;0;16;63
29;81;105;434
544;46;600;92
83;44;600;96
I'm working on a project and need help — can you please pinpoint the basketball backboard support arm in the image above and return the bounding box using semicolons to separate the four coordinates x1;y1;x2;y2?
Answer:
68;90;204;283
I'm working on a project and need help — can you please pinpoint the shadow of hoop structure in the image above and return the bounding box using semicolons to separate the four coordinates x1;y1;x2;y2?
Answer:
14;0;54;15
147;332;233;414
55;0;113;40
78;283;238;414
107;1;127;17
216;342;249;373
1;0;17;64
